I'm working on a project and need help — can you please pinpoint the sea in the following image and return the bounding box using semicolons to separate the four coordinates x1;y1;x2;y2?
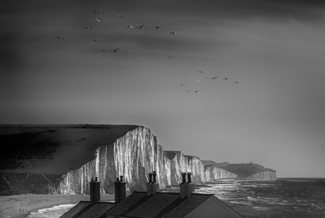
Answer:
193;178;325;218
28;178;325;218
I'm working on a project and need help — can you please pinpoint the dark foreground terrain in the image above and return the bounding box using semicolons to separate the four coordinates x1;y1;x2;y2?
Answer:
0;193;114;218
0;124;138;195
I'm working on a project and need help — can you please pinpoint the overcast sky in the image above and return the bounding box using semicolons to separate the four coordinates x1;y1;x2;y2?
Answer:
1;0;325;178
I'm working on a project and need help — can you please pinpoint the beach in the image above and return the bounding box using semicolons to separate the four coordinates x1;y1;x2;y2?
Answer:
0;193;114;218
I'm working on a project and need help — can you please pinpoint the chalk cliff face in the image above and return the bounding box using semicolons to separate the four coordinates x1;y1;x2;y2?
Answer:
161;151;171;186
164;151;188;186
0;125;277;195
184;155;205;184
241;170;276;180
202;161;276;181
204;165;237;181
59;126;167;194
58;127;276;194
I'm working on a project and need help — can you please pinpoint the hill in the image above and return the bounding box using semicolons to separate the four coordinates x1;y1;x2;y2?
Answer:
0;125;276;196
0;124;138;175
201;160;230;168
202;160;275;178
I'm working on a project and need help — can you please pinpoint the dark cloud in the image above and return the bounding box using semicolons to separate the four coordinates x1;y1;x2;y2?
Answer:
0;33;24;74
2;0;325;20
225;0;325;20
129;0;325;22
1;0;324;74
262;0;325;7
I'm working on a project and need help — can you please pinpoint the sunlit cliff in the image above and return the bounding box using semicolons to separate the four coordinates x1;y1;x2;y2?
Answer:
0;125;276;195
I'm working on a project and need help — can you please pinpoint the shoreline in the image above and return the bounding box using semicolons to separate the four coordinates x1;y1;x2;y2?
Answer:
0;193;114;218
0;179;292;218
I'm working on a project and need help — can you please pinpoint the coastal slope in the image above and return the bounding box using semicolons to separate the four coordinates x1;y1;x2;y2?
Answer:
0;124;138;195
202;160;276;180
0;125;276;195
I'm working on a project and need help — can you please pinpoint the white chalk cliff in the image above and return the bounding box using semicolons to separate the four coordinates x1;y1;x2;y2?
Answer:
59;126;164;194
241;170;276;180
0;125;277;195
58;126;276;194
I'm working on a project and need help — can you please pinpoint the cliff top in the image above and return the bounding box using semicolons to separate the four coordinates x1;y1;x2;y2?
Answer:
201;160;230;168
183;154;200;159
0;124;138;175
164;151;200;161
164;151;178;160
202;160;275;178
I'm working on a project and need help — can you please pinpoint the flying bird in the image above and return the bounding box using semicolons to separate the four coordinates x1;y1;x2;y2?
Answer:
117;14;125;18
224;78;229;80
169;56;175;59
111;48;119;52
93;39;99;42
155;26;161;29
100;49;107;52
211;76;217;79
56;37;64;39
136;25;145;29
235;81;239;83
91;8;100;14
197;70;204;73
91;8;105;14
194;90;199;93
170;32;176;35
94;18;101;22
84;26;92;29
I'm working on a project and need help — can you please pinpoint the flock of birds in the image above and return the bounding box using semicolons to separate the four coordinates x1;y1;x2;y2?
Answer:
179;70;239;93
56;7;240;94
56;8;178;54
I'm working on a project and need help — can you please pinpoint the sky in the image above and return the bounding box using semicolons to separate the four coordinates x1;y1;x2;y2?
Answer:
1;0;325;178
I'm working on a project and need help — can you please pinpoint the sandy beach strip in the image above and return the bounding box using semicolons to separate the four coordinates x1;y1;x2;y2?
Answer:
0;194;114;218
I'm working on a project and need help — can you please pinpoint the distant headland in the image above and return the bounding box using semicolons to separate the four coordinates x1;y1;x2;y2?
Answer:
201;160;276;179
